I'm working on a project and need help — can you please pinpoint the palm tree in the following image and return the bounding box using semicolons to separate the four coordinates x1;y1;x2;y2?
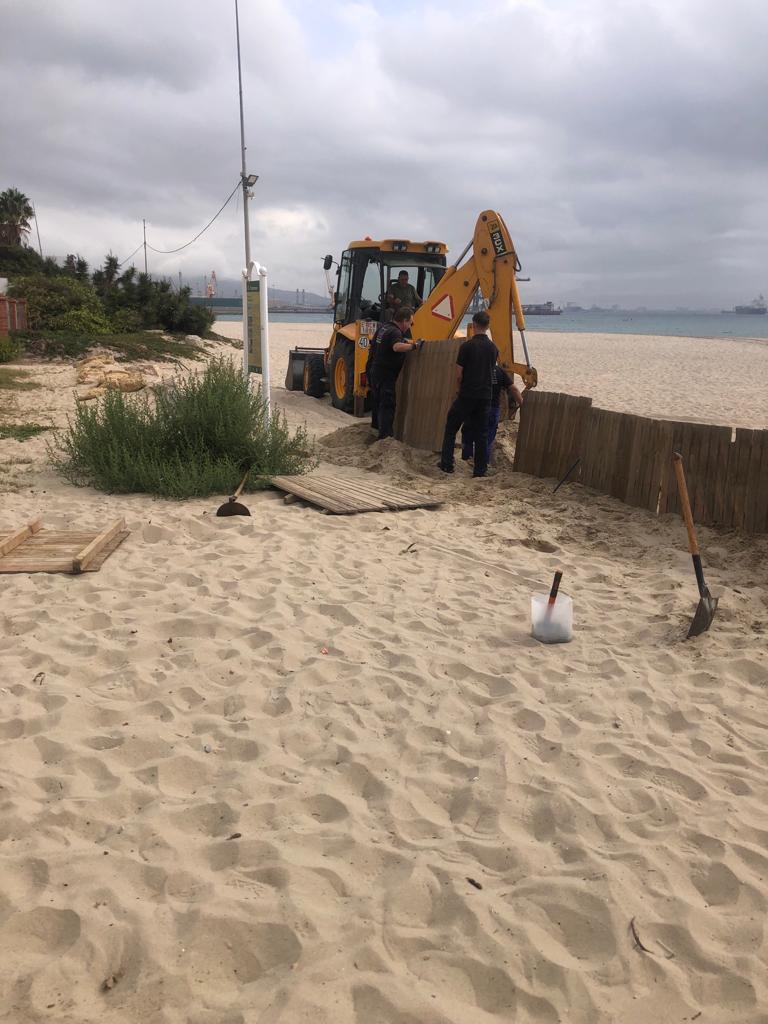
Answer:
0;187;35;245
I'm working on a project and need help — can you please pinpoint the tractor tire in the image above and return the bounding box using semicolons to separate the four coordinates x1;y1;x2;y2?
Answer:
303;354;326;398
329;339;355;413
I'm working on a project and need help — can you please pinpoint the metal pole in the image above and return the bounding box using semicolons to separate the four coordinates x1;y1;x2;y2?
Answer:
32;202;43;258
235;0;254;384
142;219;148;274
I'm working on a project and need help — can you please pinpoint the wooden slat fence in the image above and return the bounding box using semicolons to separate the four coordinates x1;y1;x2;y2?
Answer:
513;391;768;534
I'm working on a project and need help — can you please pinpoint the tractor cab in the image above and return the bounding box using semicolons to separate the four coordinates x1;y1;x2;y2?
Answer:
286;238;448;415
333;241;448;325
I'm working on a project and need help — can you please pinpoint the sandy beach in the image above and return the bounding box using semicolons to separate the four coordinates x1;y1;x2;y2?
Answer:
1;324;767;1023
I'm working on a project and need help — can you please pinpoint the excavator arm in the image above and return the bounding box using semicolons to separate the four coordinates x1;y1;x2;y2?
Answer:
411;210;538;389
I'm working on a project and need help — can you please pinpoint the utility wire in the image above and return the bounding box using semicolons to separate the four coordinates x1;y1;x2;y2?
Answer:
146;181;240;255
118;242;144;268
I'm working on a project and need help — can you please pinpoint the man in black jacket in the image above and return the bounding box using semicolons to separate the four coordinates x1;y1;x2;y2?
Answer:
438;310;498;477
367;307;418;439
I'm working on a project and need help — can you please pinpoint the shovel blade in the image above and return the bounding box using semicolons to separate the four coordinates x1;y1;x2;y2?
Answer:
216;501;251;517
687;592;718;638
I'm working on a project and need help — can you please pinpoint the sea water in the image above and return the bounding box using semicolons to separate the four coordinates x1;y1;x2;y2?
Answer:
216;310;768;341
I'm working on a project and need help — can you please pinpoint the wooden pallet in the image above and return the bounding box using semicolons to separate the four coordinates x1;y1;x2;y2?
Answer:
0;518;129;574
270;471;441;515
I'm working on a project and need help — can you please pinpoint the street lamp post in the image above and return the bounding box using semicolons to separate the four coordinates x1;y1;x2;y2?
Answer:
234;0;270;414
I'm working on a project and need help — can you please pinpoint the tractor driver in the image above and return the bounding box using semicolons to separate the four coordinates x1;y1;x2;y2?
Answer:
368;306;420;440
384;271;422;320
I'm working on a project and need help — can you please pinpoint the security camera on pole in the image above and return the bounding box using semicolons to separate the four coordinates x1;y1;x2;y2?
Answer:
235;0;270;416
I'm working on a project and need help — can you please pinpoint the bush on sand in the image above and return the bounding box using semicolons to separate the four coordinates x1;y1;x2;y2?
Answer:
50;358;315;498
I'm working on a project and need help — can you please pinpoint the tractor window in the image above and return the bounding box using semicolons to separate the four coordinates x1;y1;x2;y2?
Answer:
358;258;383;321
386;263;444;306
334;251;353;323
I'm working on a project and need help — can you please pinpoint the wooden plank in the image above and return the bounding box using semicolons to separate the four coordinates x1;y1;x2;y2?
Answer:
0;518;43;556
306;472;438;506
270;477;357;513
0;528;129;574
394;337;463;452
72;518;126;573
548;394;581;482
730;429;754;531
270;473;440;515
536;392;559;478
578;407;601;492
744;429;766;534
709;426;732;527
753;431;768;535
649;420;673;514
305;473;440;511
536;392;559;479
662;421;691;516
513;389;541;476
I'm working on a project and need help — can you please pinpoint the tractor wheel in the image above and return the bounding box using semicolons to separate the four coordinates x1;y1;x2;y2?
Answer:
329;339;355;413
303;354;326;398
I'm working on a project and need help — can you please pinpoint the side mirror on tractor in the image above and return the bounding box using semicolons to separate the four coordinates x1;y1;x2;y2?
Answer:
323;254;333;271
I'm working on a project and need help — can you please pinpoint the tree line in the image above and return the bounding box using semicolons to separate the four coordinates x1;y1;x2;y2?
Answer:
0;187;213;337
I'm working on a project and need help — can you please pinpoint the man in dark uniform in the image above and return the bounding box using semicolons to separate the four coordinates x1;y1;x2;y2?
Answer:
461;358;524;463
367;307;418;439
438;310;498;478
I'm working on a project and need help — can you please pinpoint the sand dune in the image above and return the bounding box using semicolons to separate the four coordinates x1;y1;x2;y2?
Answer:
0;324;766;1022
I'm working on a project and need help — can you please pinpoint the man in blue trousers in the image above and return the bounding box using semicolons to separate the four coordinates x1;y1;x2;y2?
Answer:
437;310;498;478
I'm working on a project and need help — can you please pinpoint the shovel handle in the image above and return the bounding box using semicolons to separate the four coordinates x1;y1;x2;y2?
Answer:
548;570;563;606
672;453;699;557
233;470;250;500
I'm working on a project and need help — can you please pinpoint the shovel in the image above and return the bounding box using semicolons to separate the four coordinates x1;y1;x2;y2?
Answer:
216;468;251;517
672;452;718;638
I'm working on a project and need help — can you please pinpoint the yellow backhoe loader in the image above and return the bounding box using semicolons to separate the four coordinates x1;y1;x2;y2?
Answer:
285;210;538;415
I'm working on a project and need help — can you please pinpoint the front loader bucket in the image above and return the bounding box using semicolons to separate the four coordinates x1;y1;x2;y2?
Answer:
285;347;325;391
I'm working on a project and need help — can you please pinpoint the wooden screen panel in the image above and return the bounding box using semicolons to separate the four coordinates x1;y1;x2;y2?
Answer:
394;338;463;452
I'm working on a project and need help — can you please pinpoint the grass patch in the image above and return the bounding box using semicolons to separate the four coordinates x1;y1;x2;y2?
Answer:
0;423;50;441
14;330;207;363
0;367;40;390
50;357;315;498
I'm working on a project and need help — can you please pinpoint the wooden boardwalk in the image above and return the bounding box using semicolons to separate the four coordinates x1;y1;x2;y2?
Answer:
270;472;441;515
0;519;129;573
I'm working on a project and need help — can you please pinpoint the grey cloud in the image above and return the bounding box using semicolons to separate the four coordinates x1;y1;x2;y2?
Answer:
0;0;766;307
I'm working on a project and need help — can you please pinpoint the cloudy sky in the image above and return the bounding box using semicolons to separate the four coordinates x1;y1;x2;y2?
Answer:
1;0;766;307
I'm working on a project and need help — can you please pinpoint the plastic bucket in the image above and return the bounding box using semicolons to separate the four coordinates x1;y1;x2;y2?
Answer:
531;592;573;644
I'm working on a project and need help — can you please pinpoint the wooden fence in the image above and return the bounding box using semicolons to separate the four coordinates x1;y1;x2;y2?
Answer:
513;391;768;533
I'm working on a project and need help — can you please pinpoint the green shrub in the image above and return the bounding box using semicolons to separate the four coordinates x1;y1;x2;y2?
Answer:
53;307;112;335
0;335;21;363
50;358;315;498
9;274;102;331
109;308;142;333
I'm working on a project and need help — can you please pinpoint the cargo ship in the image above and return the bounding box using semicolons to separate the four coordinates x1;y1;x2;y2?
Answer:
522;301;561;315
731;294;766;314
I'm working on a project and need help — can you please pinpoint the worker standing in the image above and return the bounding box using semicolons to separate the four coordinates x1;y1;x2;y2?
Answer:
461;358;523;463
438;310;498;478
368;307;417;439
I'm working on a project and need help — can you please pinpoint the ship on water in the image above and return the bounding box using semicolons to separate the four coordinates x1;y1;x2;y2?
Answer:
522;300;561;315
729;294;767;314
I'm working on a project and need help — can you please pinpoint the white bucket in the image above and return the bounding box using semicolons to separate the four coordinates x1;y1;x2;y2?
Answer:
531;592;573;644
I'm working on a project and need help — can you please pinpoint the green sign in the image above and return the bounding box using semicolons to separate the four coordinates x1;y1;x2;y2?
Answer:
247;279;262;373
